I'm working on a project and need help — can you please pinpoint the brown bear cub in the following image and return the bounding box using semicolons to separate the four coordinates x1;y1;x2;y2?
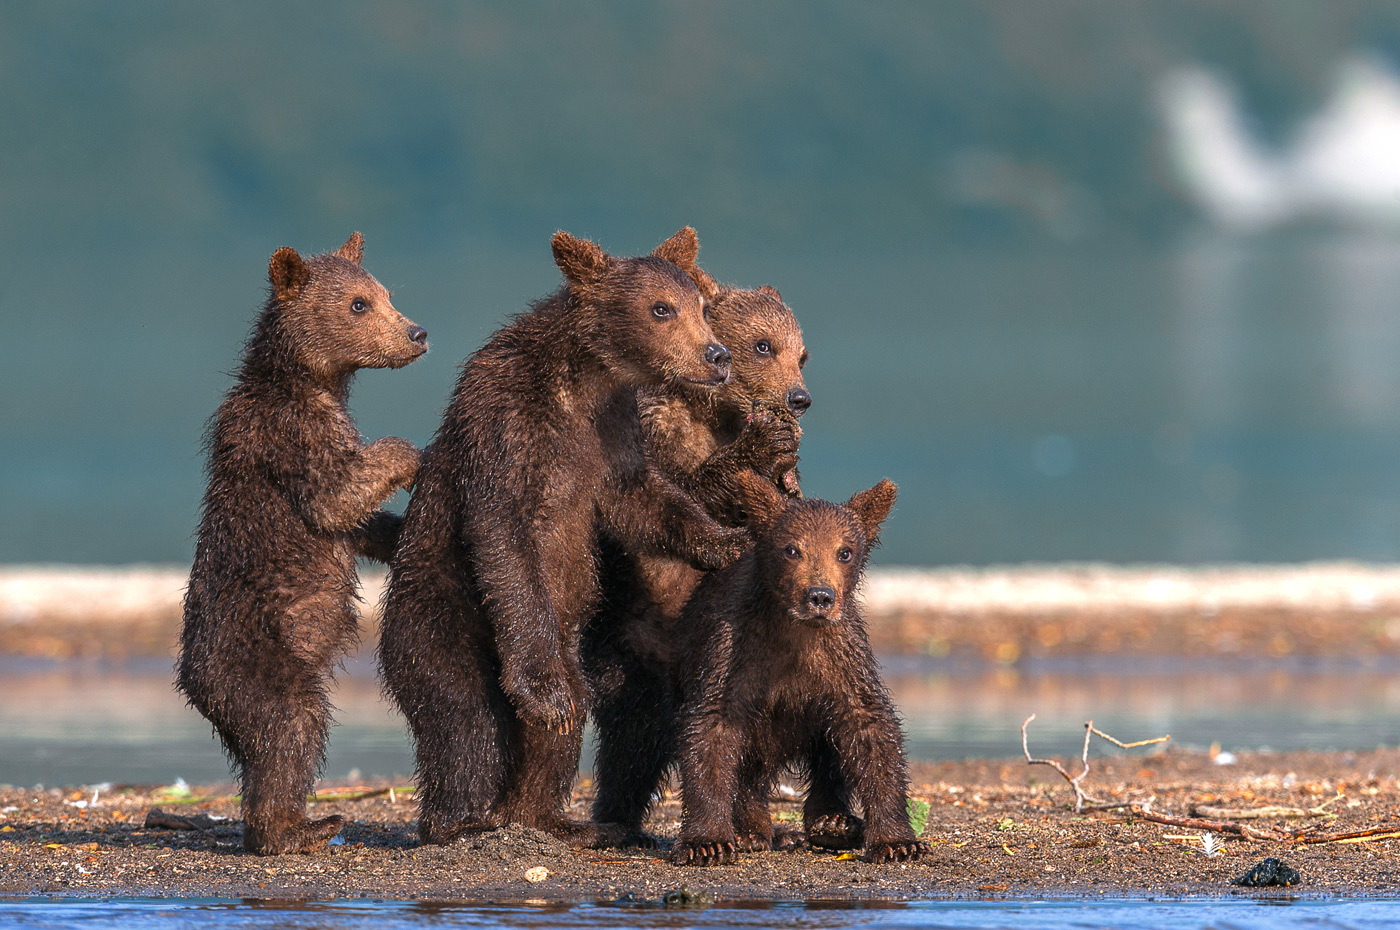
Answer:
670;479;933;865
584;274;811;843
177;233;428;855
377;228;751;847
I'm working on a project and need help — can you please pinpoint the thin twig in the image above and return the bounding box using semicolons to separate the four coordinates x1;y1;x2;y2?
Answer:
1022;713;1104;812
310;786;416;804
1122;806;1286;842
1295;825;1400;845
1021;715;1170;814
1088;725;1171;750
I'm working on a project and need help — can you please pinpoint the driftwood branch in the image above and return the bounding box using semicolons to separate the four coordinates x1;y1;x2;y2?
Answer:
1021;714;1170;814
1120;806;1287;842
1021;714;1400;847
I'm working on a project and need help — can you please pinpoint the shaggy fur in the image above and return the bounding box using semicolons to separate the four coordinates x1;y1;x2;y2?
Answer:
178;233;428;855
669;480;933;866
584;273;814;843
377;228;751;847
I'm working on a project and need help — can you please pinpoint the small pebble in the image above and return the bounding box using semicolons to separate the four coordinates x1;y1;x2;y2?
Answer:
524;866;549;883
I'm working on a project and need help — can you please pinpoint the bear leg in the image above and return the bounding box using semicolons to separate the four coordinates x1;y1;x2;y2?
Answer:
803;738;864;850
589;663;674;844
379;604;512;846
200;662;339;856
497;719;624;847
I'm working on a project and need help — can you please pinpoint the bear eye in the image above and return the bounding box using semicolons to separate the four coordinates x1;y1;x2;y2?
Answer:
755;340;772;356
798;349;809;369
351;298;368;314
784;544;800;559
702;303;712;323
651;302;675;319
837;548;853;563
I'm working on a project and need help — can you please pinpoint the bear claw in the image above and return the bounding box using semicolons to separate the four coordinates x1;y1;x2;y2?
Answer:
864;839;932;863
807;812;865;850
671;839;737;866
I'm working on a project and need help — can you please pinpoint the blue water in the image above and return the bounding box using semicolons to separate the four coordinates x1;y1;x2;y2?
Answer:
6;655;1400;789
4;897;1400;930
13;4;1400;567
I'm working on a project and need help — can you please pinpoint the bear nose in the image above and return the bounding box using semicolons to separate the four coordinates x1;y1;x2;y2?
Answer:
806;587;836;612
408;325;428;345
705;344;731;367
787;387;812;416
705;344;731;377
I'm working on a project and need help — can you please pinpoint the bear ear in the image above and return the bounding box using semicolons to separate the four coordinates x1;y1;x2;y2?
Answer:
757;284;783;302
846;479;897;545
268;247;310;299
335;231;365;265
552;231;610;284
689;263;722;302
651;226;700;272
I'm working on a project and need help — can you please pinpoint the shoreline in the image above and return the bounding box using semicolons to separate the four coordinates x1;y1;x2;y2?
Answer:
6;562;1400;660
3;748;1400;900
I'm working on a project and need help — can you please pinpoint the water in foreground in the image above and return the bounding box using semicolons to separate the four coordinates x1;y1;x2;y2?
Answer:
5;896;1400;930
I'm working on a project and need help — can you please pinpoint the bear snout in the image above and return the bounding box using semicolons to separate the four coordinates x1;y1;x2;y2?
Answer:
703;343;731;382
786;387;812;416
408;324;428;346
806;586;836;612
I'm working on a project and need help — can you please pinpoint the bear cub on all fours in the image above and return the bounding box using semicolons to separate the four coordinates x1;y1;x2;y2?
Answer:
378;228;752;848
670;479;932;865
178;233;427;856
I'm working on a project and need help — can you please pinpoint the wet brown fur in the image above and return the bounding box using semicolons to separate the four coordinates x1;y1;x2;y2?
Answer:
669;480;934;866
584;272;814;842
177;234;428;855
377;229;751;848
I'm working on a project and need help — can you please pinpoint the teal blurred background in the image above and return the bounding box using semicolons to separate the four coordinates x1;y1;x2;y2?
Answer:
10;1;1400;566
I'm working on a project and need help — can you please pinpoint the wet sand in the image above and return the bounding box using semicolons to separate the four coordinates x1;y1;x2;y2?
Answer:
3;748;1400;901
7;562;1400;660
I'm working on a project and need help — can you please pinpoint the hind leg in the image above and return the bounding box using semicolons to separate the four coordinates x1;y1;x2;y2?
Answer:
498;713;627;847
732;776;776;853
236;693;344;855
379;605;511;845
588;661;674;844
803;737;863;850
187;652;341;856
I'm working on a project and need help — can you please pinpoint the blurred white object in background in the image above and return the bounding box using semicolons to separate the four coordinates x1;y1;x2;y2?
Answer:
1160;55;1400;230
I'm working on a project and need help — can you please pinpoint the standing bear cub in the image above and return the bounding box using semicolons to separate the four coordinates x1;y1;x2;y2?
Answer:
378;228;751;847
178;233;428;855
671;479;932;865
585;275;810;841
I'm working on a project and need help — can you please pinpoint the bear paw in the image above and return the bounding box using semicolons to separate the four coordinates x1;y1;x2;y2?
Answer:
863;839;932;863
737;409;800;481
733;832;772;853
671;838;737;866
772;826;808;851
245;814;345;856
617;829;660;850
503;665;584;734
807;812;865;850
367;436;422;486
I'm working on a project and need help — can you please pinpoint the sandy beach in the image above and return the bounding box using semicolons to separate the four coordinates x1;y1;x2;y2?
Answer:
2;748;1399;900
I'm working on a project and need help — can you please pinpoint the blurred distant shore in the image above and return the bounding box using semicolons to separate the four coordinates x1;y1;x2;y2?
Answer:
5;563;1400;662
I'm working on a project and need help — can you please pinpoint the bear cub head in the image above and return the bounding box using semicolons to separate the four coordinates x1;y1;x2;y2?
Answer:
267;232;428;381
751;479;897;628
552;227;730;390
692;273;810;422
